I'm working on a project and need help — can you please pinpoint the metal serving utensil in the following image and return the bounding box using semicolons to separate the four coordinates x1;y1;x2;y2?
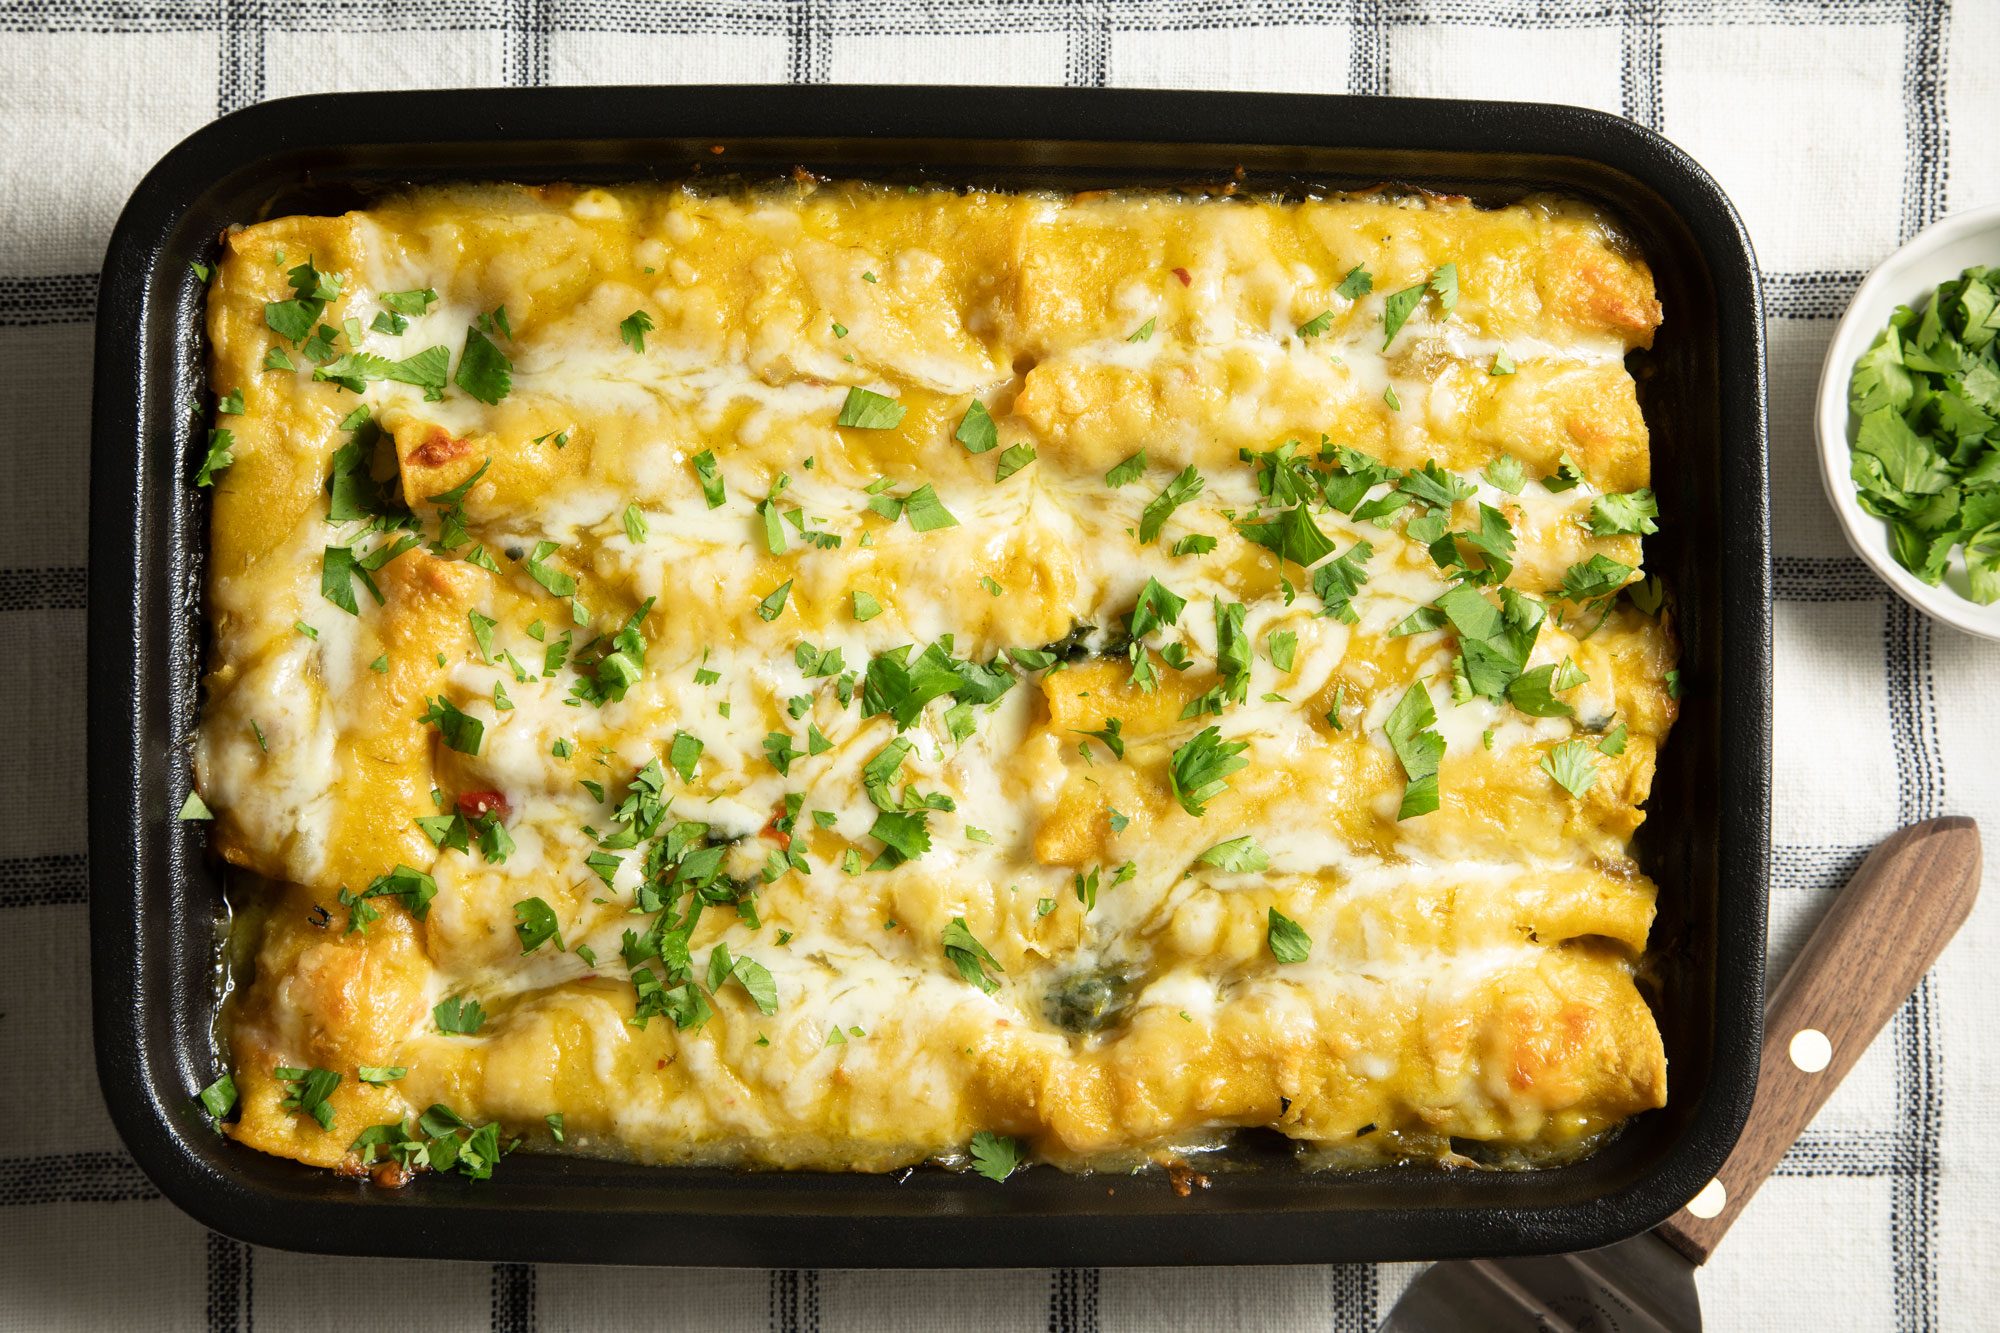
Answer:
1381;816;1982;1333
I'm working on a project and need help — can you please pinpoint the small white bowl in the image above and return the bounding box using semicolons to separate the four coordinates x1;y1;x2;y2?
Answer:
1814;202;2000;641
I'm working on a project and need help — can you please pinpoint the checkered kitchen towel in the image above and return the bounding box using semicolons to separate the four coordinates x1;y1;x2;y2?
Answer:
4;1;1996;1328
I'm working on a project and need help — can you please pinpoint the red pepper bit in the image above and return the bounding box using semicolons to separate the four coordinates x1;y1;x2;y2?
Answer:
457;790;510;821
763;803;792;850
1172;267;1192;287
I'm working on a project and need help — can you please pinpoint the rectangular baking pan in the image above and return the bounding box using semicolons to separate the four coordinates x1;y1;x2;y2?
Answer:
89;85;1771;1267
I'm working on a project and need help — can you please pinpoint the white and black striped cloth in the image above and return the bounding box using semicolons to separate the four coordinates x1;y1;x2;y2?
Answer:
3;2;1993;1329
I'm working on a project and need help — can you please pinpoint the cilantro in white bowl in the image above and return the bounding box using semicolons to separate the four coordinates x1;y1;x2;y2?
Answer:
1817;202;2000;639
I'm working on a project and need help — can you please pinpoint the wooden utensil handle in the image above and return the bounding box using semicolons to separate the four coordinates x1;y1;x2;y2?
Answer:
1655;817;1980;1265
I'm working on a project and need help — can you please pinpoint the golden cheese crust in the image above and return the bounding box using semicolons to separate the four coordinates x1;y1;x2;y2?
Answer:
198;181;1674;1177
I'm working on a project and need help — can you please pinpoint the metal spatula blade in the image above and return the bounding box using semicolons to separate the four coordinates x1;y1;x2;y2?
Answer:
1379;1232;1699;1332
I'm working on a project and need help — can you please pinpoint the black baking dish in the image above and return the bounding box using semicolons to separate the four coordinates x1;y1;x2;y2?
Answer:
88;86;1771;1267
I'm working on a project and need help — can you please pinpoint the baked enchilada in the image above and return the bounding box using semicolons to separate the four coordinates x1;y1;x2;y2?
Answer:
189;180;1675;1180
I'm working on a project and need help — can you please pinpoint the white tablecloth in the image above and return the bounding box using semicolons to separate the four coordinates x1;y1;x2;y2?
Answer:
3;2;1995;1328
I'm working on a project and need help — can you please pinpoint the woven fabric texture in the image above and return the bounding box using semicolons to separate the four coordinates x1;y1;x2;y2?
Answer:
3;2;1996;1328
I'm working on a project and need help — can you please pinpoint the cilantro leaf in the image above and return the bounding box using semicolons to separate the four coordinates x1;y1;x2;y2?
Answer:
1197;836;1268;873
433;995;486;1035
1237;502;1337;569
955;400;998;454
196;1073;237;1121
867;810;931;869
1139;465;1205;544
275;1066;340;1131
1266;907;1312;963
1311;540;1373;622
619;309;654;353
1105;450;1147;488
1384;681;1445;819
1590;488;1660;535
196;428;235;486
1127;577;1187;638
513;897;565;953
1168;725;1249;817
1541;738;1599;798
1336;265;1374;300
692;450;725;508
897;483;957;532
454;326;512;404
1428;263;1459;313
1381;282;1429;347
420;695;484;754
969;1130;1022;1182
994;443;1037;481
1560;554;1636;602
1297;310;1334;339
942;917;1004;993
837;386;905;430
756;580;793;622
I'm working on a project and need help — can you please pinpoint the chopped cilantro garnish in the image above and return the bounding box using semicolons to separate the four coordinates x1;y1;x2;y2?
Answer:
757;580;793;622
623;503;649;544
1335;265;1374;300
1168;726;1249;817
1139;465;1205;544
837;386;905;430
1846;265;2000;601
1491;349;1517;376
1128;577;1187;638
275;1065;340;1131
1127;316;1156;343
1483;454;1526;494
1380;282;1428;347
1197;835;1268;873
955;400;999;454
1590;488;1661;536
1561;554;1636;602
1542;738;1600;799
867;809;931;869
969;1130;1023;1181
1296;310;1334;339
692;450;726;508
454;325;512;404
1268;629;1297;672
1172;534;1217;557
902;484;959;531
1599;723;1629;755
1312;540;1373;622
178;791;213;821
942;917;1004;993
513;897;565;953
1428;262;1459;313
433;995;486;1035
1384;681;1444;819
420;695;484;754
1106;450;1147;488
1073;717;1125;759
1237;500;1337;569
618;309;654;353
1266;907;1311;962
380;288;437;316
994;443;1037;481
312;345;450;400
195;428;235;486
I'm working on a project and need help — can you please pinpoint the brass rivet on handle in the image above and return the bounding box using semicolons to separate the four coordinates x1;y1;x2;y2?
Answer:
1789;1027;1833;1073
1686;1178;1727;1219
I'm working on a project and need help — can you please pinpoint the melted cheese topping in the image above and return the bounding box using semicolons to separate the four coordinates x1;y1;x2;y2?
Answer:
200;181;1675;1176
